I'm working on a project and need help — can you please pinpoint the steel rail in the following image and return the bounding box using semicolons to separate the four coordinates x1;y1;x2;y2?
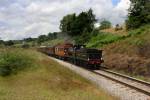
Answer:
101;69;150;87
90;70;150;96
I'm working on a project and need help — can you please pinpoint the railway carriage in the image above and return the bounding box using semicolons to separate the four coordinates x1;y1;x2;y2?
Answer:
37;46;47;54
54;43;73;60
45;46;55;56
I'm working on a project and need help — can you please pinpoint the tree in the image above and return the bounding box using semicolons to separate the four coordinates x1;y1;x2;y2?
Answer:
4;40;14;46
99;20;112;30
87;8;97;31
48;32;57;40
126;0;150;29
24;37;34;42
71;12;89;35
60;9;96;36
60;13;76;33
0;37;4;45
0;40;4;45
37;35;48;44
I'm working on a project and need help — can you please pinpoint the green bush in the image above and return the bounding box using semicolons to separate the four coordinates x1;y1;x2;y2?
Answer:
0;49;35;76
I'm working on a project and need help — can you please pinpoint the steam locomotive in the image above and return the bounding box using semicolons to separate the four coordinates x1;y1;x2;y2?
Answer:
38;43;103;69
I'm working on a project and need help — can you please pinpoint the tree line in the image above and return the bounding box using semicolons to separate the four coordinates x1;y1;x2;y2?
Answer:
0;32;57;46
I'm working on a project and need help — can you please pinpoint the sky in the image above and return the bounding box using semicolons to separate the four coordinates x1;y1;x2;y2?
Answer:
112;0;120;5
0;0;130;41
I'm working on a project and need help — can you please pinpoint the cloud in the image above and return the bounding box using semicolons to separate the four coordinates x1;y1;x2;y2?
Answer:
0;0;130;40
110;0;130;25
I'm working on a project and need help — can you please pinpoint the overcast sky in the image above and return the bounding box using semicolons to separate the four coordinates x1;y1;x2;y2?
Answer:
0;0;130;40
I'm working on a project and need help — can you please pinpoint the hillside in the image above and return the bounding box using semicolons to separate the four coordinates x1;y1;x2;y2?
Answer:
87;25;150;81
0;48;115;100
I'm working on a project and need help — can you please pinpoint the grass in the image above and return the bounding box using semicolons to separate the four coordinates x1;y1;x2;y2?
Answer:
86;32;125;48
0;48;116;100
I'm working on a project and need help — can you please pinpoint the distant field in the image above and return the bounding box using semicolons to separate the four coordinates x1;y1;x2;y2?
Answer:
0;48;116;100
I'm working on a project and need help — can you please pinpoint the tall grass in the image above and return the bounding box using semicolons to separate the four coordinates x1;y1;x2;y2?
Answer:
86;33;124;48
0;48;35;76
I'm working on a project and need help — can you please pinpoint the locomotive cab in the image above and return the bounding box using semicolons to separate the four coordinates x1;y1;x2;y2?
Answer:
86;49;103;68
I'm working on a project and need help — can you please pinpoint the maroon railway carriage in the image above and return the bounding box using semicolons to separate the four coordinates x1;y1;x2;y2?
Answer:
54;43;73;60
37;46;55;56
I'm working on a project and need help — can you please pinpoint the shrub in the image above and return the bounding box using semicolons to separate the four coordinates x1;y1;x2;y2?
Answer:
99;20;112;30
0;49;35;76
115;24;123;31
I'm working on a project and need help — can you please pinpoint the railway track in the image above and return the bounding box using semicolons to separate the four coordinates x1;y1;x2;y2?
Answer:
49;56;150;99
49;55;150;97
54;56;150;96
91;69;150;96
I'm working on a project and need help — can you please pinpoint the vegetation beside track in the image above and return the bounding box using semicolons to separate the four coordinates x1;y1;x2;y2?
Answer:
0;48;116;100
102;25;150;82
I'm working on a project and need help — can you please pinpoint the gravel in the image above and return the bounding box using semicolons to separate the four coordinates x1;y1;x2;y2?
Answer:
95;70;150;94
50;57;150;100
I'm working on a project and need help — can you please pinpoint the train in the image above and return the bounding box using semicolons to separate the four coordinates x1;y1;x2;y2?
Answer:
38;43;104;69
